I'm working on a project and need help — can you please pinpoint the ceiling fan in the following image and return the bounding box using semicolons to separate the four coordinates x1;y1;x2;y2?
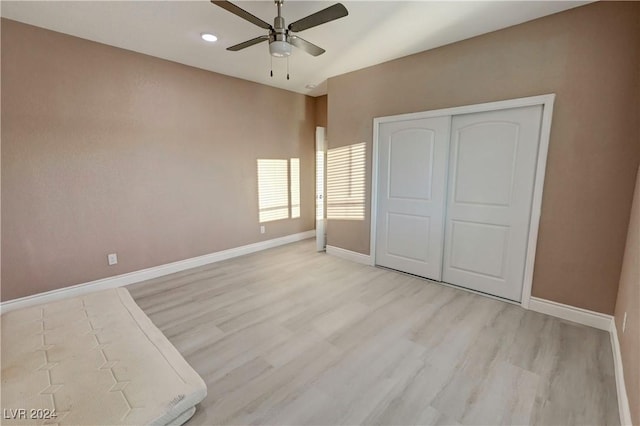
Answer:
211;0;348;58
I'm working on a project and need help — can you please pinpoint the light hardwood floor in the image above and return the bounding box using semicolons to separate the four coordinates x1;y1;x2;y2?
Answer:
128;239;619;426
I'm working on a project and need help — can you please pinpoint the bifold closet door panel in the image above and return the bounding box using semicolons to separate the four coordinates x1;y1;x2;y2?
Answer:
442;105;543;302
375;116;451;281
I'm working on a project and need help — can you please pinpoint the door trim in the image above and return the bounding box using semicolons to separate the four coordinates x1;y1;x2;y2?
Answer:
370;94;555;309
316;126;327;252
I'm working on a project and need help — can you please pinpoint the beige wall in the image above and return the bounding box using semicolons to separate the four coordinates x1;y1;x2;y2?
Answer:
1;19;316;301
614;167;640;425
315;95;328;128
326;2;640;314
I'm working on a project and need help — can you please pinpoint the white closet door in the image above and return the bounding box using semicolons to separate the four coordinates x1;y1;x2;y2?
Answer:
442;105;543;301
375;116;451;281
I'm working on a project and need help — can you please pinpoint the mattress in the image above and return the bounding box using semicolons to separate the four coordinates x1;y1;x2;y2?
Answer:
1;288;207;425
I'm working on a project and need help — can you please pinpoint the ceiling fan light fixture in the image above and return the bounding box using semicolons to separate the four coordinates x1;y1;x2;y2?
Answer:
201;33;218;42
269;40;292;57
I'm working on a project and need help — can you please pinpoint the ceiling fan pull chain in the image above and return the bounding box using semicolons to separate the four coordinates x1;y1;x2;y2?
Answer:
270;56;273;77
287;56;290;80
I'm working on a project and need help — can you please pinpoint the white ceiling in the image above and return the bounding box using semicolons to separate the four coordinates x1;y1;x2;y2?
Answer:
1;1;588;96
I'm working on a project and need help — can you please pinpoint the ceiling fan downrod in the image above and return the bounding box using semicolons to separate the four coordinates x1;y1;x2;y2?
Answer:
270;0;291;58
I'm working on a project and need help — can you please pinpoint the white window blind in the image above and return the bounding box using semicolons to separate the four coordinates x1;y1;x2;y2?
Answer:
257;159;289;223
290;158;300;219
257;158;301;223
327;142;366;220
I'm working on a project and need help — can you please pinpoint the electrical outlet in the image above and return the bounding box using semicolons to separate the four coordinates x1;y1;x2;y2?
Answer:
260;225;265;234
622;312;627;333
107;253;118;266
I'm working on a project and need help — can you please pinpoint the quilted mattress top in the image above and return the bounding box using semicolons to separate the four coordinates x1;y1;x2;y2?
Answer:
1;288;207;425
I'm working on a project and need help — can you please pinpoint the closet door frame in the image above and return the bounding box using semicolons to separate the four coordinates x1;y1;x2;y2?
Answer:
370;94;555;309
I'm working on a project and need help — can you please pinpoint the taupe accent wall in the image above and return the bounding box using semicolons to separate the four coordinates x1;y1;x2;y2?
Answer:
614;167;640;425
326;2;640;314
315;95;328;128
1;19;316;301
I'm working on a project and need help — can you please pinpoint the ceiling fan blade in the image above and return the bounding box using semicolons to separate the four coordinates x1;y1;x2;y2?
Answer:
288;3;348;33
227;35;270;51
288;36;325;56
210;0;272;30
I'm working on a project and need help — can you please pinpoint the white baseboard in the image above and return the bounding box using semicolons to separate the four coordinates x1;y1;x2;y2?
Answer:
1;230;315;314
528;297;613;331
326;245;373;266
610;321;633;426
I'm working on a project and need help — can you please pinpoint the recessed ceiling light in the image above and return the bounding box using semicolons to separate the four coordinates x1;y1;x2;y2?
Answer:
305;84;317;89
201;33;218;43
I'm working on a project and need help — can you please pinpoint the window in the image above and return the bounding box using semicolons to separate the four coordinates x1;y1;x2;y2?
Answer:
257;159;289;222
290;158;300;219
327;142;366;220
257;158;300;223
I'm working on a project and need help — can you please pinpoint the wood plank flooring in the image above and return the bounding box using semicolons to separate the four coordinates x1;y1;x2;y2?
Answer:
127;239;619;426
